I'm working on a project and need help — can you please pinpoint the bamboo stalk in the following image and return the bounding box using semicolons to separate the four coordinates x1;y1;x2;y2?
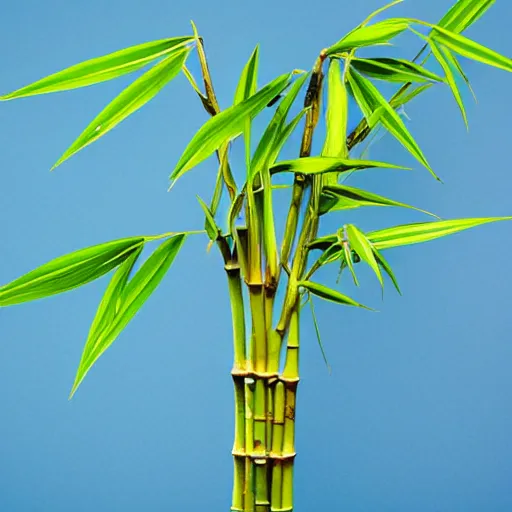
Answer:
270;381;285;511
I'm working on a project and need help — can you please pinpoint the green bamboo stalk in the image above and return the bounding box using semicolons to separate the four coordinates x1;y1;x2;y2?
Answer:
270;381;285;511
280;308;300;512
245;377;256;512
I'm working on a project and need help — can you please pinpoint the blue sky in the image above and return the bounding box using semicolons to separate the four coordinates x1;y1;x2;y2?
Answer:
1;1;511;510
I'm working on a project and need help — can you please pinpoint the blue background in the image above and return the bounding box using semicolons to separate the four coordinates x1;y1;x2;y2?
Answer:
1;1;511;510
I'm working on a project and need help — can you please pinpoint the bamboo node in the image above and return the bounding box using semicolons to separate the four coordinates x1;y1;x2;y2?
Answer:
269;452;296;461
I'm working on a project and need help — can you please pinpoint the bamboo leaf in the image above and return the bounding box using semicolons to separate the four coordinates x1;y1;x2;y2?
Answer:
390;82;433;108
367;217;512;250
308;296;331;373
429;24;512;73
70;234;187;398
0;237;144;306
234;45;260;104
251;73;309;177
342;242;359;286
326;18;409;55
346;224;383;288
197;196;221;241
347;68;438;180
270;156;409;176
267;107;308;165
372;246;401;295
0;37;193;100
351;57;444;83
320;183;439;218
170;71;295;184
442;48;477;102
322;59;348;164
359;0;404;27
299;280;372;310
438;0;495;34
428;38;468;128
80;246;143;356
52;47;190;170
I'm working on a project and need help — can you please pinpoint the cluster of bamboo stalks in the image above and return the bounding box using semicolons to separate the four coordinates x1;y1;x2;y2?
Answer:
204;50;328;510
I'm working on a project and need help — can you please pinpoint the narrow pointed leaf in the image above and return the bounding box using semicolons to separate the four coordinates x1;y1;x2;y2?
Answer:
326;18;409;55
267;107;308;165
251;73;309;176
78;247;143;366
70;234;187;397
430;24;512;73
197;196;221;241
342;243;359;286
367;217;512;250
442;48;477;102
0;237;144;306
347;68;437;179
0;37;193;100
299;280;372;310
351;57;443;83
390;83;433;108
322;59;348;164
372;246;401;294
52;48;190;170
234;45;260;104
170;71;295;183
359;0;404;27
309;297;331;373
270;156;409;175
428;38;468;128
346;224;383;288
320;183;438;217
438;0;495;34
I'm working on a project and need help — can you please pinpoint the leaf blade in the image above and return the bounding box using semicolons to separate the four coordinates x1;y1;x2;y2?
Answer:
299;280;372;310
0;37;193;100
0;237;144;306
52;47;190;169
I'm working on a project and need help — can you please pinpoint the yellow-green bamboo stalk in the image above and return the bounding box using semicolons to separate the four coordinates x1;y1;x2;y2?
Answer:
280;308;300;512
270;381;285;511
245;377;256;511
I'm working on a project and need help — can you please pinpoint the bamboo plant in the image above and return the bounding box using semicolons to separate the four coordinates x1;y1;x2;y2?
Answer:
1;0;511;510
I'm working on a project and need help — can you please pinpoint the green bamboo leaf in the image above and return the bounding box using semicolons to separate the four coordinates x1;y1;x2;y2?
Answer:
70;234;187;398
267;107;308;165
299;280;372;310
308;296;331;373
428;38;468;129
390;82;433;108
359;0;404;27
0;237;144;306
367;217;512;250
320;183;439;217
326;18;409;55
322;59;348;168
170;71;295;184
371;246;401;294
346;224;383;288
442;48;477;102
197;196;221;241
429;24;512;73
342;242;359;286
347;68;438;180
308;234;339;251
80;246;143;355
351;57;444;83
52;47;190;170
234;45;260;104
270;156;409;176
0;37;193;101
251;73;309;177
438;0;495;34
